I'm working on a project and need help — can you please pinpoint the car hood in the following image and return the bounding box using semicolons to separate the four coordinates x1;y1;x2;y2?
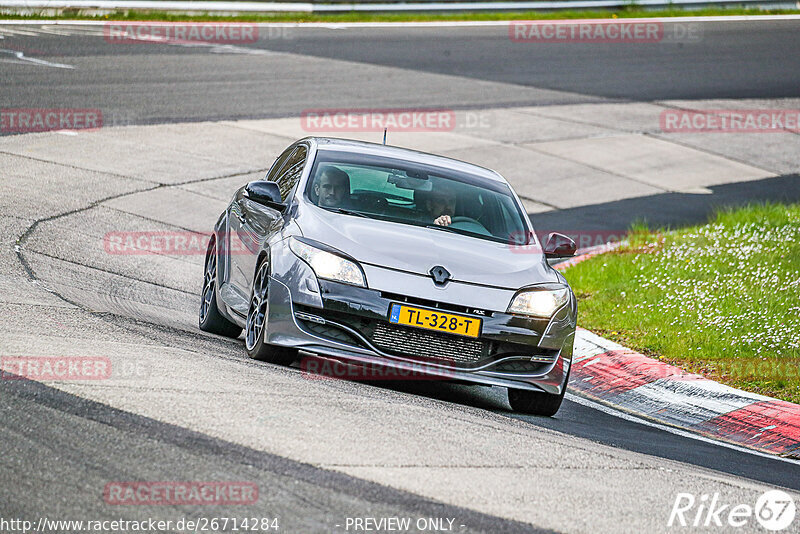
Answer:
295;205;558;290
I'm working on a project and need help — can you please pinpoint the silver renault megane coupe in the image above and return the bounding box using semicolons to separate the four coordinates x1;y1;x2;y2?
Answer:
199;137;577;416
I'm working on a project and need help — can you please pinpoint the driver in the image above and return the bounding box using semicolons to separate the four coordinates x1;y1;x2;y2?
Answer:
423;184;458;227
314;166;351;208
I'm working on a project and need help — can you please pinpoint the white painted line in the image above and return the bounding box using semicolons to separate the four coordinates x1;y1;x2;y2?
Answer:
2;15;800;26
565;392;800;466
0;48;73;68
0;27;40;35
34;26;90;35
610;380;757;428
576;327;628;350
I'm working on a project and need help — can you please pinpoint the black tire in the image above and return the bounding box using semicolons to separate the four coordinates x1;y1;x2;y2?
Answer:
199;240;242;338
508;364;570;416
507;388;566;417
244;259;297;365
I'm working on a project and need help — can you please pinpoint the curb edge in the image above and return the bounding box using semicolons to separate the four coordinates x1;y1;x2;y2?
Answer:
555;243;800;459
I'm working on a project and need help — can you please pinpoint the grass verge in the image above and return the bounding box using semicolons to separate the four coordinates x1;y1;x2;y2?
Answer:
1;7;799;23
564;203;800;404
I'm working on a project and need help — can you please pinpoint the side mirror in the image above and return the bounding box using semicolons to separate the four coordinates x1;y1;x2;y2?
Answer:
244;181;286;212
543;232;577;258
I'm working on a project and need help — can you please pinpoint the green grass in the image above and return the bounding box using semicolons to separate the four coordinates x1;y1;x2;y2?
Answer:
2;6;799;23
565;203;800;404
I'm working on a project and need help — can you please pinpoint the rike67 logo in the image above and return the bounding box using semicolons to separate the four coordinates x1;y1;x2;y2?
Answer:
669;490;796;530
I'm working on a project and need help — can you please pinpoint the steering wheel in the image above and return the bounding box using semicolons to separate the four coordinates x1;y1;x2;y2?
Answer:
352;196;387;212
448;216;491;236
450;216;482;225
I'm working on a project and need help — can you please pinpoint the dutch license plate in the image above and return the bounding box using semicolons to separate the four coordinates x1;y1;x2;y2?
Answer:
388;303;481;338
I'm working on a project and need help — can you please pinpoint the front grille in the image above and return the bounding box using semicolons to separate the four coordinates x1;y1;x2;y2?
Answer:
294;304;550;369
370;322;486;366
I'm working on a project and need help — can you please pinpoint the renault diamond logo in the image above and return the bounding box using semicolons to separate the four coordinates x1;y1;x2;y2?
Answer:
429;266;451;285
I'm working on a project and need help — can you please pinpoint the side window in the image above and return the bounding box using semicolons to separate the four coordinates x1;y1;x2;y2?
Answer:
275;146;307;201
265;146;295;182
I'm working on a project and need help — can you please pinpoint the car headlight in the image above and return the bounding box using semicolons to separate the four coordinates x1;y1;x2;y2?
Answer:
288;237;366;287
507;285;570;318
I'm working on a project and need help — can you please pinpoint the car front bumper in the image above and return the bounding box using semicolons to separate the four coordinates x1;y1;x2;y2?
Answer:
263;270;576;395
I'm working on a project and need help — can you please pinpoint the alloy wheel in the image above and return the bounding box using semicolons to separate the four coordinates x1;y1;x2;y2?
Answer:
245;262;270;350
199;245;216;324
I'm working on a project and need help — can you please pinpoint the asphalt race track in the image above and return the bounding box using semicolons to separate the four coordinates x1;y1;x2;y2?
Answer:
2;19;800;533
2;20;800;123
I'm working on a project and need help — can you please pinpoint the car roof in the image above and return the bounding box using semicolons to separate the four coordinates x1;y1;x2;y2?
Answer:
302;137;507;184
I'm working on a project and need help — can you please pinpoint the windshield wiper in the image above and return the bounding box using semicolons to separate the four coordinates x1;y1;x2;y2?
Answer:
425;223;503;243
425;224;461;234
324;207;368;218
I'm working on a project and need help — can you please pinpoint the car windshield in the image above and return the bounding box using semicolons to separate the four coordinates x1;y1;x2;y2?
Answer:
305;151;530;245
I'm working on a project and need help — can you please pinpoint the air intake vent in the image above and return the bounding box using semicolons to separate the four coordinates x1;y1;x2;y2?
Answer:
371;322;486;366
